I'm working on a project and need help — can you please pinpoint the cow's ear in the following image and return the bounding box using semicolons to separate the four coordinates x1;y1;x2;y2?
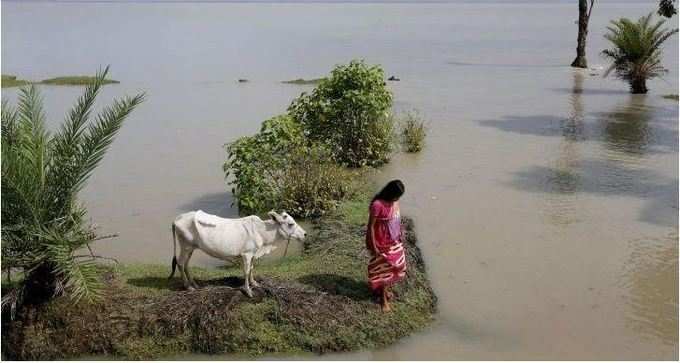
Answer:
268;210;283;223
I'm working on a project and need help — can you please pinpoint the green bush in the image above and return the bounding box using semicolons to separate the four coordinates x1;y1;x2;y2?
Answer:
224;115;357;218
278;145;360;218
399;111;427;153
288;60;395;167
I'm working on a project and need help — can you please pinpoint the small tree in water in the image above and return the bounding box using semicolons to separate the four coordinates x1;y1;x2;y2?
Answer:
571;0;596;68
658;0;677;18
601;13;677;94
1;67;144;317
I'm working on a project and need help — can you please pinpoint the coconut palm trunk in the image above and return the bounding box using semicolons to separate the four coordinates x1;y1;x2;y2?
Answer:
571;0;595;68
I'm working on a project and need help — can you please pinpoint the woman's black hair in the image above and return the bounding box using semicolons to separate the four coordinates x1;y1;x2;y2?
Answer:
372;179;405;202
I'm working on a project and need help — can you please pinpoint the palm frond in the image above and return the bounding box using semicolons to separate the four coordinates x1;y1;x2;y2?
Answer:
41;230;103;303
73;92;145;194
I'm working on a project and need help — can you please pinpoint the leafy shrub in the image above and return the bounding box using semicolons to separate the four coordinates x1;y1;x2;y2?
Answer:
224;115;357;218
399;111;427;153
1;67;144;315
278;145;360;218
288;60;395;167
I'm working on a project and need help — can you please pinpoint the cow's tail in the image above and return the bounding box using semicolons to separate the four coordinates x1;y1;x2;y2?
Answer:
169;223;178;280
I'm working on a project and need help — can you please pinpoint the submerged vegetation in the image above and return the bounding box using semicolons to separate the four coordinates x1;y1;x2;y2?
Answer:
40;76;120;85
1;75;30;88
282;78;324;85
1;74;120;87
1;67;144;317
1;198;437;360
399;111;428;153
601;13;678;94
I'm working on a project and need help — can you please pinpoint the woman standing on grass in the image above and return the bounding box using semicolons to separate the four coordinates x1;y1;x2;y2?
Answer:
366;180;407;312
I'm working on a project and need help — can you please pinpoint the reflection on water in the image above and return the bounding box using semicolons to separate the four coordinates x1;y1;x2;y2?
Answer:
599;98;653;156
541;71;585;226
621;233;678;345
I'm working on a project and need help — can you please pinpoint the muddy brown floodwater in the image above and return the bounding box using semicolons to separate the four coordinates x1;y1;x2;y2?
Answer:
3;1;677;360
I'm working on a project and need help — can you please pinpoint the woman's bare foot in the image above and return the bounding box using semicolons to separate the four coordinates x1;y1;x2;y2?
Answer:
381;288;392;312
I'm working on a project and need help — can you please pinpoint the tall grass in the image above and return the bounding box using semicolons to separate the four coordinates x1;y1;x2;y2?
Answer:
399;111;427;153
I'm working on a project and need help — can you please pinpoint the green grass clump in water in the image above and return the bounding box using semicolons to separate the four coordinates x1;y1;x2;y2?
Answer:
662;94;679;101
1;195;436;360
40;76;120;85
1;74;31;88
281;78;324;85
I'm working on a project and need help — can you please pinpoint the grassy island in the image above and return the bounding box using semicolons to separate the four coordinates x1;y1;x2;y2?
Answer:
1;74;120;88
40;76;119;86
282;78;324;85
1;75;31;88
1;197;436;360
662;94;679;101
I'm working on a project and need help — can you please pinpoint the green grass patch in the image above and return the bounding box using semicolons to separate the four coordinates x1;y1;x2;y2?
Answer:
2;196;436;360
40;76;119;86
662;94;679;101
281;78;324;85
1;74;31;88
1;74;120;88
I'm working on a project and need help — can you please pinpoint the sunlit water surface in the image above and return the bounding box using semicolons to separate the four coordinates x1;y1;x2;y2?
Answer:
2;1;677;359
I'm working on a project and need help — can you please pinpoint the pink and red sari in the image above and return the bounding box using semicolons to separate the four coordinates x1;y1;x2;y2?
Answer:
366;199;407;292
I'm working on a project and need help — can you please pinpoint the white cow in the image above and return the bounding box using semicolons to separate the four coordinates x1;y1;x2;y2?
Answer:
169;210;306;297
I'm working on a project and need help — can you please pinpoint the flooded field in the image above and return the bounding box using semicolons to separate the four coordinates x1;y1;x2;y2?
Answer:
2;1;677;359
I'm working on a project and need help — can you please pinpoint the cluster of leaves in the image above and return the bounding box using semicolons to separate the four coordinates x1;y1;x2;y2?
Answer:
399;111;428;153
658;0;677;18
224;115;358;218
1;67;144;316
601;13;678;94
288;60;395;167
225;60;399;217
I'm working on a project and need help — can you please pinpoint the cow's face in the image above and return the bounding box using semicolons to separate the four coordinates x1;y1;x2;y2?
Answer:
269;211;306;240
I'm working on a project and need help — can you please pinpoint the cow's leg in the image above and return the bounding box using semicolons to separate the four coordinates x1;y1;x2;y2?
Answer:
177;247;194;291
249;260;260;288
183;249;199;289
241;253;254;297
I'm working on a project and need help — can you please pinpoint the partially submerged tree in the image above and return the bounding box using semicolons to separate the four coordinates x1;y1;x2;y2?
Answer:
601;13;678;94
571;0;596;68
1;67;144;317
658;0;677;18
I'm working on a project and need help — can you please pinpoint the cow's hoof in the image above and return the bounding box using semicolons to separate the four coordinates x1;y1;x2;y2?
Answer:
241;287;254;298
250;280;261;288
186;285;196;291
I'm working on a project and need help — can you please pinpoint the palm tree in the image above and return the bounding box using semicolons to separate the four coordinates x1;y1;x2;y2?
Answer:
1;67;144;317
601;13;678;94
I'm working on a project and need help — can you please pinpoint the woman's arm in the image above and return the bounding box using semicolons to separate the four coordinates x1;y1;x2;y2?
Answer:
367;215;379;256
